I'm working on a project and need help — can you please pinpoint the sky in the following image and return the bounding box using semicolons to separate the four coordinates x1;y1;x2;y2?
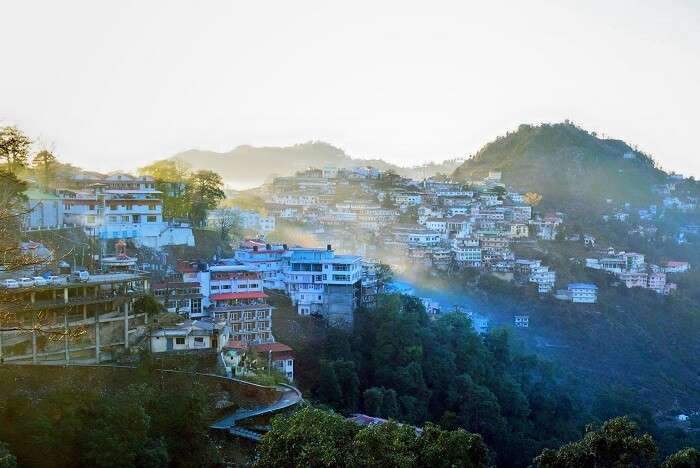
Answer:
1;0;699;176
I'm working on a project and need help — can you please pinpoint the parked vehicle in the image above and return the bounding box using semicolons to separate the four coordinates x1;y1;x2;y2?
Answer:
18;277;35;287
48;275;67;285
33;276;48;287
1;279;19;289
71;270;90;282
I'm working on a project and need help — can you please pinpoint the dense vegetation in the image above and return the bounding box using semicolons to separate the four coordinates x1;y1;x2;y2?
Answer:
0;361;225;468
256;407;698;467
452;122;667;212
255;407;489;468
274;294;584;466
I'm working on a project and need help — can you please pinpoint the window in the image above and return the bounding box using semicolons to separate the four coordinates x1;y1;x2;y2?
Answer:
211;285;220;290
87;215;96;224
193;337;205;347
148;204;156;211
122;216;130;223
175;337;185;345
108;216;117;223
222;284;231;290
147;215;157;222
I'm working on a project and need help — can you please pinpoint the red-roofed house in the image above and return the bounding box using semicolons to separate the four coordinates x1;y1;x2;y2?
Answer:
251;342;294;381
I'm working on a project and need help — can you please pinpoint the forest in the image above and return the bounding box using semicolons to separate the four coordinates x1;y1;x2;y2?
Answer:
273;293;700;467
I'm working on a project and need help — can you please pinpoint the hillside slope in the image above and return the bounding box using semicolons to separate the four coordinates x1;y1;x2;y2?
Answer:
169;141;462;188
453;123;666;212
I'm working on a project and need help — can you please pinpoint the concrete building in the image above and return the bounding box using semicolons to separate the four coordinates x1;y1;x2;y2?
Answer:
149;320;230;353
568;283;598;303
283;245;362;325
22;188;64;231
0;271;150;364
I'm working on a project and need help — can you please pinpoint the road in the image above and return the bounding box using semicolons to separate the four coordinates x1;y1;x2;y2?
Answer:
210;384;302;430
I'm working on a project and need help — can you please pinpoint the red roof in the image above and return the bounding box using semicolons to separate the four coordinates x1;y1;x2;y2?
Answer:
224;341;248;350
211;291;268;301
251;342;293;353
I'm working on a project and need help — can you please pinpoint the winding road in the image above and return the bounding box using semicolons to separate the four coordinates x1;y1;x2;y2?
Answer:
210;384;303;430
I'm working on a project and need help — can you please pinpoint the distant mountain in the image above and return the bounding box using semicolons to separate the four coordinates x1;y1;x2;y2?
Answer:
452;122;667;212
168;141;463;189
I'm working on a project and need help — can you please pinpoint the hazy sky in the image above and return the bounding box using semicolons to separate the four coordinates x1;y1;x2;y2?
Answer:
2;0;699;176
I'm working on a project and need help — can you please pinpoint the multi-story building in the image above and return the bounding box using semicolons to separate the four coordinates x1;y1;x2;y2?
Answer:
529;266;556;293
233;240;286;289
452;239;482;268
22;188;65;231
152;280;203;317
178;262;274;344
62;173;194;249
568;283;598;303
0;271;150;364
283;245;362;325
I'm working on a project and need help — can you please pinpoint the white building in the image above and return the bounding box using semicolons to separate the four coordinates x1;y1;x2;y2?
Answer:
62;173;194;249
568;283;598;303
149;320;230;353
22;188;64;231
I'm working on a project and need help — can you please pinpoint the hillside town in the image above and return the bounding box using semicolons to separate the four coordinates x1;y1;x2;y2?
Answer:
5;152;696;369
2;123;700;467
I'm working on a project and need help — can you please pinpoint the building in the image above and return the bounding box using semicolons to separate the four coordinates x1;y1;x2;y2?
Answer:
663;261;690;273
149;319;230;353
22;188;64;231
0;271;150;364
152;281;203;317
514;315;529;328
221;341;295;381
251;342;294;381
283;245;362;325
62;173;194;249
568;283;598;303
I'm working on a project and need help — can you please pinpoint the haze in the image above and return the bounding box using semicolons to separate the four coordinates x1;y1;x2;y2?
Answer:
1;0;699;176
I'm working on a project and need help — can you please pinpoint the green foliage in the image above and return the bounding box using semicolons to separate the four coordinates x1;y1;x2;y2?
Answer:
452;122;665;213
0;364;217;468
32;150;57;188
255;407;489;468
0;443;16;468
139;161;225;226
186;170;225;227
533;417;658;468
255;407;359;468
292;293;582;467
0;126;32;173
663;447;700;468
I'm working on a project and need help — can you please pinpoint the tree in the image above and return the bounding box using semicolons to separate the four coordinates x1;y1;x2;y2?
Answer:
492;186;507;200
417;422;489;468
0;442;16;468
524;192;543;206
349;420;418;467
255;407;359;468
0;127;32;173
256;407;489;468
32;150;57;189
0;171;86;343
380;388;399;419
663;447;700;468
317;360;342;407
139;160;191;219
185;170;225;226
363;387;384;417
533;417;657;468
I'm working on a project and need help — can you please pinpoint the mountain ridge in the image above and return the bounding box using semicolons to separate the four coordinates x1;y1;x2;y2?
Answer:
166;141;464;188
452;122;667;212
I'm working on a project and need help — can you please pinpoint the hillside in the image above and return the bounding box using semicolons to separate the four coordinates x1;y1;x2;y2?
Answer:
453;123;667;212
169;141;463;188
